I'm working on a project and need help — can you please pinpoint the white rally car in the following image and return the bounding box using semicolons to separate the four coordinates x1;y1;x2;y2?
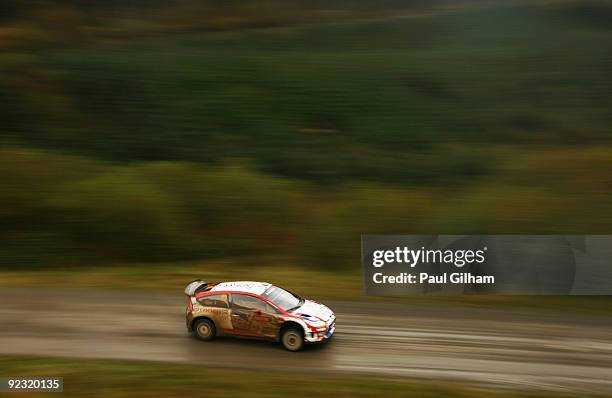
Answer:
185;280;336;351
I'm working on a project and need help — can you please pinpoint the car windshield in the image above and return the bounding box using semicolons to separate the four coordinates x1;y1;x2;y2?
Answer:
262;285;302;311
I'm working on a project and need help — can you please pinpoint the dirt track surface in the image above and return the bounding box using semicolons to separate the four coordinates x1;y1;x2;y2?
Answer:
1;288;611;393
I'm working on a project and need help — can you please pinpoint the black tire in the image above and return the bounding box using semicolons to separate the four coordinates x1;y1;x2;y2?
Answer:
193;318;216;341
281;327;304;352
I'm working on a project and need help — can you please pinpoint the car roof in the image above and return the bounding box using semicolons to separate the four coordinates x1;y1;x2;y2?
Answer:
209;281;271;295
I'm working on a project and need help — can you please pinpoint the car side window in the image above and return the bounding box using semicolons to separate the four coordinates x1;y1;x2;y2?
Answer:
197;294;228;308
264;301;280;314
231;294;279;314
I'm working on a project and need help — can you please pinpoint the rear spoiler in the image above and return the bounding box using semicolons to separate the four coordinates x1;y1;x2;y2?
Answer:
184;280;212;296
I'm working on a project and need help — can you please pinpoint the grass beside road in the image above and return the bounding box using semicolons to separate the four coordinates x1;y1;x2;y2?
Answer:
0;259;362;298
0;259;610;314
0;356;604;398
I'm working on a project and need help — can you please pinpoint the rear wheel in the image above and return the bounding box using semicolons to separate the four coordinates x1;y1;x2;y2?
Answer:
281;327;304;351
193;318;215;341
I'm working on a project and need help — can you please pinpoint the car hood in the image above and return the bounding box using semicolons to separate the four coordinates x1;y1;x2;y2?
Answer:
291;299;334;322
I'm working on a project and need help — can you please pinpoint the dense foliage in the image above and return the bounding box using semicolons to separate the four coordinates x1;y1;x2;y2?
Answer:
1;1;611;267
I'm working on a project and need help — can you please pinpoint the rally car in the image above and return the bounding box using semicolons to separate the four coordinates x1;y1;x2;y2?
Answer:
184;280;336;351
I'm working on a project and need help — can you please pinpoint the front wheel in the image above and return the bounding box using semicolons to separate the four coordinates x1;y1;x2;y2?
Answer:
193;318;216;341
281;327;304;351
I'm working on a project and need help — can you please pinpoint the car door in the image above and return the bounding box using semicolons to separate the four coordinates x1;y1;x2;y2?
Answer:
229;294;282;339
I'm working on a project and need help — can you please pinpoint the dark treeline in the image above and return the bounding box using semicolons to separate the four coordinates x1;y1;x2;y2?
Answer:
1;1;611;268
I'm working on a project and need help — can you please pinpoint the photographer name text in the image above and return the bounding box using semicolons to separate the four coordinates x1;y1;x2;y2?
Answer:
372;272;494;285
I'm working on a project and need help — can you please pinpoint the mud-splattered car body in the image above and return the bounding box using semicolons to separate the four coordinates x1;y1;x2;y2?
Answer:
185;280;335;351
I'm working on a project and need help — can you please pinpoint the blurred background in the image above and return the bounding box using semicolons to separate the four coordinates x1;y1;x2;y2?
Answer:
1;0;611;273
1;1;612;396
